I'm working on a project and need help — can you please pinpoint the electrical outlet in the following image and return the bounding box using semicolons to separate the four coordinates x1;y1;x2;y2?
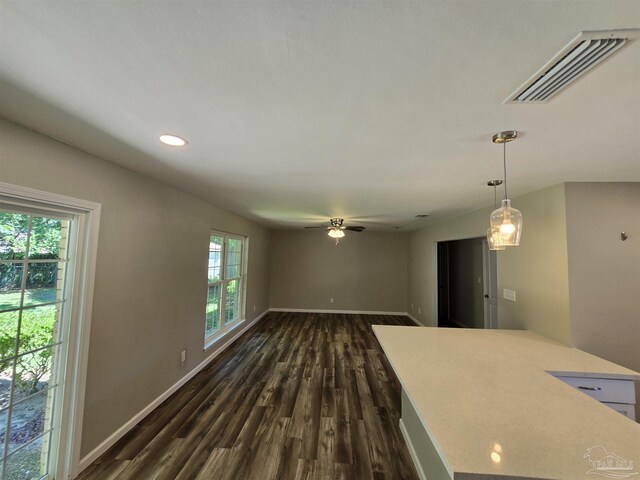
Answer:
180;350;186;364
411;303;414;310
330;298;334;304
503;289;517;302
253;305;256;312
418;307;421;314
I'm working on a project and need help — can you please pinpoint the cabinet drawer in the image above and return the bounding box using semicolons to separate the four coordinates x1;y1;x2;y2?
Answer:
602;402;636;421
554;376;635;404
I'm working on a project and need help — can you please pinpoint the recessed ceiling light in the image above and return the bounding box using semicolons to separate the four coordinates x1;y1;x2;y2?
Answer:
415;214;429;218
159;134;188;147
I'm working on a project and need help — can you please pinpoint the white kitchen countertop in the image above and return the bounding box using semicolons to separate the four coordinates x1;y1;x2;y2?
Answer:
372;326;640;480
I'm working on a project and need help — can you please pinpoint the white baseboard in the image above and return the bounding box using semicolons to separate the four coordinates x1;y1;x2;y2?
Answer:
399;418;427;480
268;307;409;316
76;309;270;476
405;313;423;326
269;308;424;326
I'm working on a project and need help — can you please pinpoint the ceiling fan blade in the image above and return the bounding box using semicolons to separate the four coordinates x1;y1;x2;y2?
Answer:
304;226;327;229
344;226;365;232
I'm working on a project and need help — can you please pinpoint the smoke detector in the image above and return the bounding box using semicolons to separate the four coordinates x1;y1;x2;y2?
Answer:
505;29;639;103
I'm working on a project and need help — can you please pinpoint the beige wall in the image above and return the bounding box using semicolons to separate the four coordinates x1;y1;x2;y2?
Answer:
497;183;571;344
565;182;640;372
0;119;271;457
408;184;572;345
270;230;408;312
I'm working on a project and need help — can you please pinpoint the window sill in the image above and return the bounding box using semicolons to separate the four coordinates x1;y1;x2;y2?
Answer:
204;318;245;351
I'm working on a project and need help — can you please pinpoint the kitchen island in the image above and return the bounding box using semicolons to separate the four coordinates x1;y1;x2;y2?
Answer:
372;326;640;480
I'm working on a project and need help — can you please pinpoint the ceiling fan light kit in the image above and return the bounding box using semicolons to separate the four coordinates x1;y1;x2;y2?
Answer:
328;227;345;239
327;218;346;245
489;131;523;248
304;218;365;245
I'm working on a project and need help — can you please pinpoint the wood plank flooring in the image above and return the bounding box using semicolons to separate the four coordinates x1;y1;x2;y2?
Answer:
77;312;420;480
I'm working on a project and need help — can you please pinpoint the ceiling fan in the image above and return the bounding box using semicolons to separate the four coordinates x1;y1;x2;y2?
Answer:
305;218;365;244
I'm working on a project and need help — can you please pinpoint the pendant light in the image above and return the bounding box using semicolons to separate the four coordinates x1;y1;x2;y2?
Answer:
490;131;523;246
486;180;505;251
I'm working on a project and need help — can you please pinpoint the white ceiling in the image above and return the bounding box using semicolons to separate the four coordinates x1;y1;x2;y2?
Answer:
1;1;639;230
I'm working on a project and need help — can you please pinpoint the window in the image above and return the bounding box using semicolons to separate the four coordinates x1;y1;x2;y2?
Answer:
0;209;71;479
205;231;246;345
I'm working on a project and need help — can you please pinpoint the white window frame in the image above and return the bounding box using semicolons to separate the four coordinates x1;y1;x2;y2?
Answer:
0;181;101;480
204;230;247;349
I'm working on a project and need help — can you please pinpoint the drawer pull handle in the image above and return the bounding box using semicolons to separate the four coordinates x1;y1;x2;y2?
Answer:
578;386;602;391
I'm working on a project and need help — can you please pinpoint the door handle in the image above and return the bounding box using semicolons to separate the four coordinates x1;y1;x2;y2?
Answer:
484;294;489;299
578;386;602;391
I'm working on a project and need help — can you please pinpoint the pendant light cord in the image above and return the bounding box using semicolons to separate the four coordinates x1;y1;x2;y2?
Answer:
493;185;497;209
503;142;508;200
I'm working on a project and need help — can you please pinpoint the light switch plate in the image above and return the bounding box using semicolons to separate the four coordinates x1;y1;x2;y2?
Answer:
503;288;517;302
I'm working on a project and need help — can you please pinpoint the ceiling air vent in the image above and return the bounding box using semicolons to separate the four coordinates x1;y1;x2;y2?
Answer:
505;29;639;103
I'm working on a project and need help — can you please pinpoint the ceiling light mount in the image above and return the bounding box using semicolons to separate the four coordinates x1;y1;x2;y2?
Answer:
492;131;517;144
487;180;503;187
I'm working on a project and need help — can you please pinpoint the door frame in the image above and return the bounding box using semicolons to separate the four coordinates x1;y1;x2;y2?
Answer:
0;182;101;479
482;239;498;329
436;237;496;329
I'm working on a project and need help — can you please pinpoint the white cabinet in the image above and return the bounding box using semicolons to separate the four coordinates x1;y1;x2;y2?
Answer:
554;375;636;421
602;402;636;419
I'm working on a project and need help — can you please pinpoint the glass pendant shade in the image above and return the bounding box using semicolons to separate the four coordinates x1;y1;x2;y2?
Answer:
490;199;522;246
487;227;506;251
328;228;345;238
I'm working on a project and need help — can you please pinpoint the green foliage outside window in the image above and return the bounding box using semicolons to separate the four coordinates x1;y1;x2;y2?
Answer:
0;212;61;395
0;212;62;260
0;308;56;395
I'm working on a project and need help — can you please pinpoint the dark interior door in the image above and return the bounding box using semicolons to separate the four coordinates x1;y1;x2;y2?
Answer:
437;242;450;326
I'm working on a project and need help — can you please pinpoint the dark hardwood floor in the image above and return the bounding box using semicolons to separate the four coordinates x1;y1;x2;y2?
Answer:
77;312;420;480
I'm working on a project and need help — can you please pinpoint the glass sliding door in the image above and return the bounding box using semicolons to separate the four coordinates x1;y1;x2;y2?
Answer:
0;210;73;480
